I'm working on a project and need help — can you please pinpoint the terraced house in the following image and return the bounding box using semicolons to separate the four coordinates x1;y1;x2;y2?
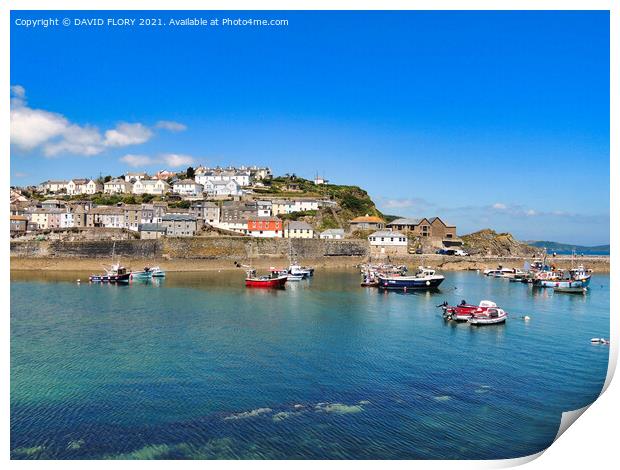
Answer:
67;179;102;195
132;179;170;196
161;214;197;237
104;179;133;195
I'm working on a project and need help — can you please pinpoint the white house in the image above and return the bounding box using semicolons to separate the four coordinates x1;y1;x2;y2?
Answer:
60;211;74;228
284;221;314;239
125;172;149;183
195;169;250;188
132;179;171;196
320;228;345;239
292;199;320;212
39;180;69;194
173;179;204;197
368;230;408;255
272;199;319;215
256;200;272;217
213;219;248;235
67;179;102;195
203;180;242;197
104;179;133;194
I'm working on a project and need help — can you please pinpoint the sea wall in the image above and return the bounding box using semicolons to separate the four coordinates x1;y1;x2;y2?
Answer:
10;238;609;272
10;237;369;261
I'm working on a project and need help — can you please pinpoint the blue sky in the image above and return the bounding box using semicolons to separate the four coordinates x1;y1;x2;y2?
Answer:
10;11;609;244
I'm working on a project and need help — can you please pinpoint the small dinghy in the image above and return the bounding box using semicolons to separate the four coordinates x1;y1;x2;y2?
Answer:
468;307;507;325
590;338;610;345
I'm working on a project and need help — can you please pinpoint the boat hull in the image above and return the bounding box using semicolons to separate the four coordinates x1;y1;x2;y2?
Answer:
536;276;591;288
377;276;444;290
89;273;131;283
245;276;288;288
469;315;507;325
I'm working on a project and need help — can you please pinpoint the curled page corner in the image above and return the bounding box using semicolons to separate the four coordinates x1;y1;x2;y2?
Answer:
554;405;591;442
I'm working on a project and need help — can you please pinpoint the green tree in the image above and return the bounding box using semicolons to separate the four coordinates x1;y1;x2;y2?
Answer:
186;166;195;179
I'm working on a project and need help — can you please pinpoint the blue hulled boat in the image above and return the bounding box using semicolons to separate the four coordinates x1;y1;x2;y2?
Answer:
377;267;445;291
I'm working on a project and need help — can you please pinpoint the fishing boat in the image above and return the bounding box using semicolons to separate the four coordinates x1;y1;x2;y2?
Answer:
245;268;288;288
89;263;131;283
441;300;498;322
468;307;508;325
377;266;444;291
535;268;591;288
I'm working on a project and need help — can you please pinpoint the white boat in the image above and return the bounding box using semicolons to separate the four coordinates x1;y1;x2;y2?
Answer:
150;266;166;278
289;264;312;278
590;338;609;345
468;307;507;325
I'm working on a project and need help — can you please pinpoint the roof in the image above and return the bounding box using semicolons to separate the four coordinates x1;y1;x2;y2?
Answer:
387;218;423;226
44;180;68;185
321;228;345;235
173;179;201;185
162;214;197;222
104;179;130;185
350;215;385;224
10;215;28;221
249;216;281;222
427;216;455;227
126;172;149;176
369;230;406;238
70;178;90;185
139;223;167;232
287;221;313;230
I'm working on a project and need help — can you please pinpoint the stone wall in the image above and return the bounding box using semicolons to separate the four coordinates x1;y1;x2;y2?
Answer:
10;237;369;261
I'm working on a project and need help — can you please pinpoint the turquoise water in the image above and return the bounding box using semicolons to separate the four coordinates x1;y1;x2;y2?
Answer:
11;270;609;459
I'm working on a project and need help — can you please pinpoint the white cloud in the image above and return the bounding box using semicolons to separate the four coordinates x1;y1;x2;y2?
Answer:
10;106;69;150
160;153;195;167
119;153;195;168
10;86;156;157
492;203;507;210
120;154;155;167
155;120;187;132
104;122;153;147
526;209;537;216
43;124;104;157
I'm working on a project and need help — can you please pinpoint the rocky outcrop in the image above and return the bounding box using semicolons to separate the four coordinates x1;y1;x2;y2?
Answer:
461;229;538;256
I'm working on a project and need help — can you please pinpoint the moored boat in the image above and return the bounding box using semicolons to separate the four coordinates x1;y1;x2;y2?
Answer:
89;263;131;283
131;266;154;280
150;266;166;278
245;268;288;288
441;300;498;322
468;307;507;325
377;266;444;291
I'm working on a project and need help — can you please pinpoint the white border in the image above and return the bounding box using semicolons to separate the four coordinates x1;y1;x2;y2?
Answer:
3;1;616;468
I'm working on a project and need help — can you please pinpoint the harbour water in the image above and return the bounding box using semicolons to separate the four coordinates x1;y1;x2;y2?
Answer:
11;270;609;459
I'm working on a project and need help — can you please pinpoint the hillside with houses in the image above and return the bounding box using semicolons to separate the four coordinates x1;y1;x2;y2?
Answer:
10;164;479;256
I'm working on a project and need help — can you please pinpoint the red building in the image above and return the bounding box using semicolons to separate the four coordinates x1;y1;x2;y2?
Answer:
247;216;283;238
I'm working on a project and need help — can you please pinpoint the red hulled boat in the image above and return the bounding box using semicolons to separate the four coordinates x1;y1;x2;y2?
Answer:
245;268;288;288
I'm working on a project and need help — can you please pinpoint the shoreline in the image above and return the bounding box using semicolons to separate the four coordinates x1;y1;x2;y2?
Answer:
10;254;610;273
